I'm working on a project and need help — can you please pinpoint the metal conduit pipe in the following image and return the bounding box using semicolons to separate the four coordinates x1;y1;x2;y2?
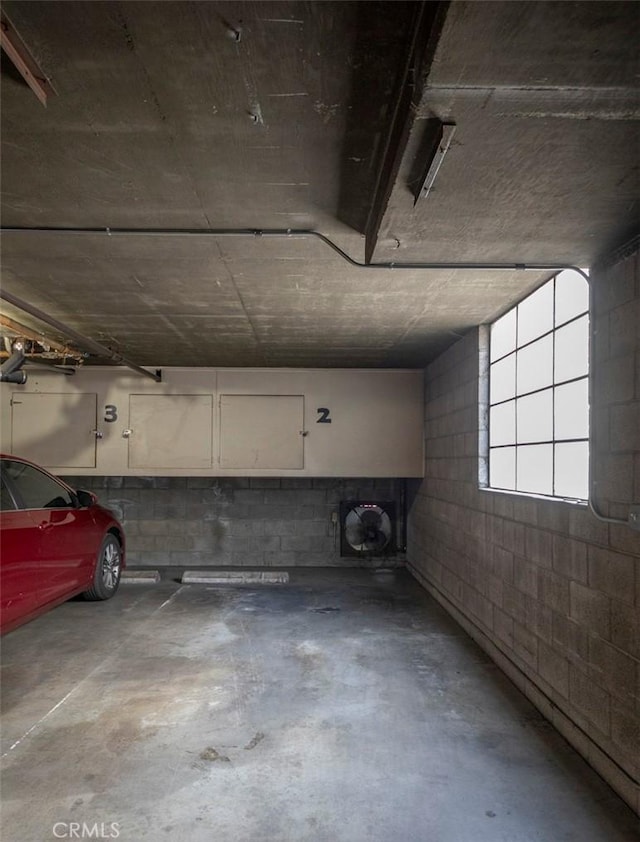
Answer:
557;267;626;526
0;288;161;383
24;361;76;375
0;226;626;524
0;347;26;383
585;270;628;526
1;225;584;273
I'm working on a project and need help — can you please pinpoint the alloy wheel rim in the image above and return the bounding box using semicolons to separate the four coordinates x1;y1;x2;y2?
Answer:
102;541;121;589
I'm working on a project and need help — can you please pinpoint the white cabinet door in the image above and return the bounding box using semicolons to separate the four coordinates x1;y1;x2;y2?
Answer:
219;395;304;469
128;394;213;469
10;392;98;468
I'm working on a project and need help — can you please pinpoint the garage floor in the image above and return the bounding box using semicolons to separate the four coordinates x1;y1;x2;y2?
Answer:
1;569;638;842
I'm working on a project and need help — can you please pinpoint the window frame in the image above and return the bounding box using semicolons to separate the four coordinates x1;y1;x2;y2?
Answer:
480;269;590;503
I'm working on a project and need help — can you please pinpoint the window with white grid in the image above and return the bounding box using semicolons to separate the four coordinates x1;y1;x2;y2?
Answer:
488;269;589;500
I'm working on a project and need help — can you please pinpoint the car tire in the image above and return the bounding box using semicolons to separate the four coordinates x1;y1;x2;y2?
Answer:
83;534;122;601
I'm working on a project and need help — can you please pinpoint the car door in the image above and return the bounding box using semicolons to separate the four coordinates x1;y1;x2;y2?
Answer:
0;474;41;632
2;460;97;605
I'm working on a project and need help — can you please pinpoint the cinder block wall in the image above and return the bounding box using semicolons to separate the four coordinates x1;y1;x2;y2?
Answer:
65;476;406;568
407;244;640;814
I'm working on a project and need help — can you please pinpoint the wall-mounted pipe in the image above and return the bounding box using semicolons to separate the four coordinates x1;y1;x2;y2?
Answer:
0;370;27;384
0;348;26;383
0;225;627;524
585;268;629;526
0;288;161;383
24;360;76;375
0;312;82;360
0;225;585;273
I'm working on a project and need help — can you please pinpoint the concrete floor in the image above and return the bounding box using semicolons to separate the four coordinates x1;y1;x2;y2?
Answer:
1;569;638;842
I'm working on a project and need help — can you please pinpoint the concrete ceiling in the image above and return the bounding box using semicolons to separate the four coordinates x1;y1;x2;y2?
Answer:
1;1;638;370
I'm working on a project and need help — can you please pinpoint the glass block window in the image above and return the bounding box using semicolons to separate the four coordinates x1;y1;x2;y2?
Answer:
488;269;589;500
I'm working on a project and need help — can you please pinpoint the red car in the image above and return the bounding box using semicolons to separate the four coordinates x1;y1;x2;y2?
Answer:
0;454;125;634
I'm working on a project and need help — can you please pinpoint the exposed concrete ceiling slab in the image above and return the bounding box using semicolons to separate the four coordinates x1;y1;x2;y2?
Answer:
370;1;639;266
1;1;638;370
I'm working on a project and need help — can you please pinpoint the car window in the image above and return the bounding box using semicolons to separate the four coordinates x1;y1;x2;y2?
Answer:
1;476;17;511
1;460;74;510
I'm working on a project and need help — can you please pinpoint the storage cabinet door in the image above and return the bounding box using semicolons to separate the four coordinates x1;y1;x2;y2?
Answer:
219;395;304;469
10;392;98;468
128;394;213;469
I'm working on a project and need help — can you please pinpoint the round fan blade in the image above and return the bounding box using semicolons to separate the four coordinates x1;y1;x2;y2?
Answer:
363;529;390;551
343;505;392;554
345;523;367;548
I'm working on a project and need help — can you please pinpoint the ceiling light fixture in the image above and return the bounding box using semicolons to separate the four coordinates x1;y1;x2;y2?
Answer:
414;122;456;205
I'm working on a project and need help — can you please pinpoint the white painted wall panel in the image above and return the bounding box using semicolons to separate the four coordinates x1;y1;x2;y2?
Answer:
219;395;304;469
128;394;213;469
10;392;97;468
0;367;424;477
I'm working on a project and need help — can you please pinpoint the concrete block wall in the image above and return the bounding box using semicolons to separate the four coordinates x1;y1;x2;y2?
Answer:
407;244;640;814
65;476;406;568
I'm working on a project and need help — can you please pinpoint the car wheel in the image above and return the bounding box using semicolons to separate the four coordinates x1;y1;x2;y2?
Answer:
83;534;122;601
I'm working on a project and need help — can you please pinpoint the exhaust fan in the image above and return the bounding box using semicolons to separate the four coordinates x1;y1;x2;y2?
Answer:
340;501;396;558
